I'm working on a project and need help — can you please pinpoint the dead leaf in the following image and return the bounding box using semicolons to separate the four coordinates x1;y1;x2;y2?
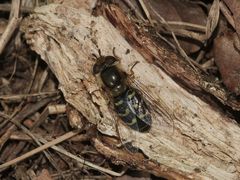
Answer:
214;32;240;94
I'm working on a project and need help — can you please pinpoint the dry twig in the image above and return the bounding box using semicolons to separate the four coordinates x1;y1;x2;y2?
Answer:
0;0;21;54
0;130;80;170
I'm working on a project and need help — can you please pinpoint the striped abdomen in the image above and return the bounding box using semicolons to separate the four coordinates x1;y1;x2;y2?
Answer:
114;88;152;132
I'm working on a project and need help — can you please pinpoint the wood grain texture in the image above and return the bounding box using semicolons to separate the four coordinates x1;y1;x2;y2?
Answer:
21;4;240;179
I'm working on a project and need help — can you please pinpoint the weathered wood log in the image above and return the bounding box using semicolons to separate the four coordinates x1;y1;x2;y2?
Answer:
21;3;240;179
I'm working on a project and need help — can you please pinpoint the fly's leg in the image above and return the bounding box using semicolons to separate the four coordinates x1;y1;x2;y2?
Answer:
112;47;120;59
112;47;139;80
92;49;102;60
128;61;139;79
111;47;121;66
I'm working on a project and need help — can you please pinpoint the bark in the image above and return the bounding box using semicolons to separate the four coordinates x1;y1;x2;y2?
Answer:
21;4;240;179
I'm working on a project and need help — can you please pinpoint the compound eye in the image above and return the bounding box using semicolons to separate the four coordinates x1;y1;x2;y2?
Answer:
105;56;118;66
93;64;102;74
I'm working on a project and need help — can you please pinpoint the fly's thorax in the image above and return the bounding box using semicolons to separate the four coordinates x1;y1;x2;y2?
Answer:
101;66;122;88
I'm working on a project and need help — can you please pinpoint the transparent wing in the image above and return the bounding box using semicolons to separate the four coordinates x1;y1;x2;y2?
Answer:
126;88;152;132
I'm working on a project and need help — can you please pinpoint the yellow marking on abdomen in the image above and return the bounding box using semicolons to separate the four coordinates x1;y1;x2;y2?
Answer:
138;113;148;119
118;108;130;117
114;99;124;106
132;103;139;109
127;90;135;99
126;117;137;126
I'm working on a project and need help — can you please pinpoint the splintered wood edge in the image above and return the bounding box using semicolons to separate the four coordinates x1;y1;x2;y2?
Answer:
21;4;240;179
92;137;193;180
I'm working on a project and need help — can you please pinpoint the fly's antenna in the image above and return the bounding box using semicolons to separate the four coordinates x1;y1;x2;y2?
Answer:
92;49;102;61
92;53;98;61
98;49;102;57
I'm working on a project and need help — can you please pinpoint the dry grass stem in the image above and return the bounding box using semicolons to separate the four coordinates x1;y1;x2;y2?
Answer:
0;0;21;54
0;130;80;170
0;17;21;54
0;3;33;13
138;0;152;24
0;91;59;101
39;138;126;177
122;0;145;21
160;21;206;32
